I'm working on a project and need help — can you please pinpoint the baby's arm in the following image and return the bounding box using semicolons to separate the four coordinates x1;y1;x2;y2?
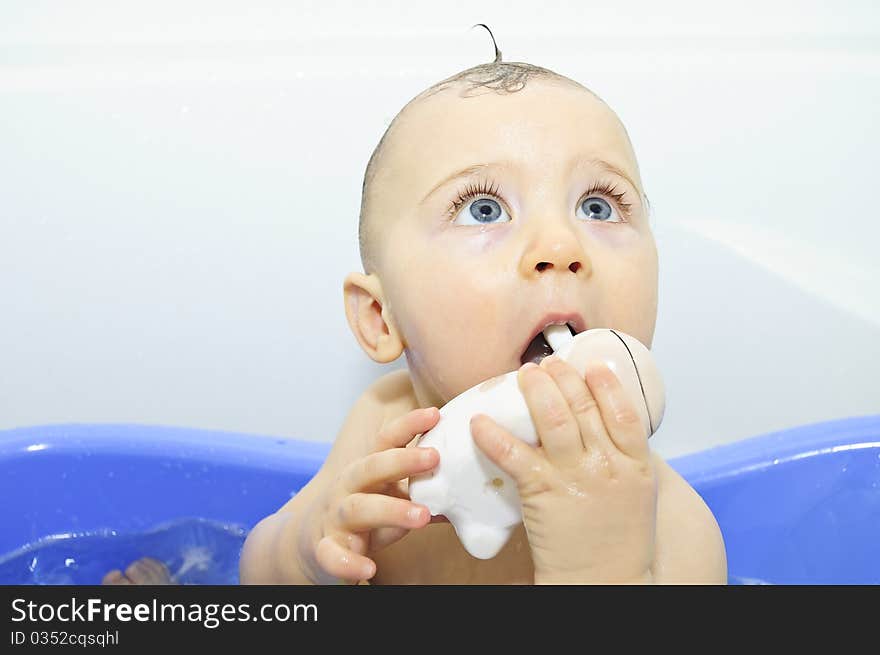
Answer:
239;371;436;584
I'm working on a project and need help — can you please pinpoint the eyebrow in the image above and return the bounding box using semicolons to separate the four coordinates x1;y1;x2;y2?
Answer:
420;164;493;205
419;157;642;205
585;159;643;196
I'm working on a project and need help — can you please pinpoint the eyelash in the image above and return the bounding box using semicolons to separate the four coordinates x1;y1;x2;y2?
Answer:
446;177;634;220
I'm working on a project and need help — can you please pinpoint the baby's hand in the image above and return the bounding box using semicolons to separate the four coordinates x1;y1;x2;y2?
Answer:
471;356;657;584
300;408;441;584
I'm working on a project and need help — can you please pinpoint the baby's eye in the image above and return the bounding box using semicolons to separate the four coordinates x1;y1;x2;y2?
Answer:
453;197;511;226
576;196;620;223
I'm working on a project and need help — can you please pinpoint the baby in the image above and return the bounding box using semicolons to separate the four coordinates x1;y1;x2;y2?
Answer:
235;58;728;585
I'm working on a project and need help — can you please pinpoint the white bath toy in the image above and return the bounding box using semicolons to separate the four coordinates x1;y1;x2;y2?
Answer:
409;326;666;559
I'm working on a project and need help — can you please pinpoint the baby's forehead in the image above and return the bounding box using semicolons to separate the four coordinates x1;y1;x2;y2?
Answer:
406;77;626;138
380;79;640;193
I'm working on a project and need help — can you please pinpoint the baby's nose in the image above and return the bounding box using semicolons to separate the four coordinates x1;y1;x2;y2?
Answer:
535;258;583;274
519;231;591;278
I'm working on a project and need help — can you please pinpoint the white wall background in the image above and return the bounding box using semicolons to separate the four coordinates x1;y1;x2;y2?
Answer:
1;1;878;458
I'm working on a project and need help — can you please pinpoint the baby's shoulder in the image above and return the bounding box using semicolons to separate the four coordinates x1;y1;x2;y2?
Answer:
318;368;418;474
653;452;710;515
368;368;416;401
337;368;419;442
652;452;727;581
360;368;420;422
653;451;723;541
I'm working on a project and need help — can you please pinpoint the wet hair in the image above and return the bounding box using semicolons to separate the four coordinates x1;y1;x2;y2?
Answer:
357;25;588;272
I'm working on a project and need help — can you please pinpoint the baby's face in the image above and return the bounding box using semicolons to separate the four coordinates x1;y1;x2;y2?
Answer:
373;79;658;407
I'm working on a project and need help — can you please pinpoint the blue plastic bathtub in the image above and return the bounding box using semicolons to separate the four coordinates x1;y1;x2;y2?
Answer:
1;415;878;584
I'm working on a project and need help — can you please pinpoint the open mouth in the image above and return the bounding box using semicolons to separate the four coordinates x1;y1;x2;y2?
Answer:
520;322;578;366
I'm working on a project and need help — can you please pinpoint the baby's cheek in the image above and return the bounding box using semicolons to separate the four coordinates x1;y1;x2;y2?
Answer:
427;217;510;254
405;273;508;387
592;241;658;345
584;222;643;250
415;273;502;343
404;228;509;313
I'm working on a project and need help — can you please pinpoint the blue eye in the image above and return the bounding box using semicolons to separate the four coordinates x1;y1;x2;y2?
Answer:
453;197;511;226
577;196;619;222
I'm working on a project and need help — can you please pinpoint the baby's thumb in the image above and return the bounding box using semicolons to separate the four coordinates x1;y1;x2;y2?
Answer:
471;414;540;490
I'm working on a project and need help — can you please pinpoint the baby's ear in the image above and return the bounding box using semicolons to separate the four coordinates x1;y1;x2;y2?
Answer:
343;272;404;363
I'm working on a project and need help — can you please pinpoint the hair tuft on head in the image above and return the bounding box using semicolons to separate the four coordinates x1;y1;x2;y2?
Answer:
472;23;502;63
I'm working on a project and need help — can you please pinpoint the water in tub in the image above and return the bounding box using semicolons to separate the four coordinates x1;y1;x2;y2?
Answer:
0;518;247;584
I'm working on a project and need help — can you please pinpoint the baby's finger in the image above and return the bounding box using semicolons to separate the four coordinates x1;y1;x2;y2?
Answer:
337;492;431;532
518;362;583;463
314;535;376;582
368;514;448;553
374;407;441;452
344;446;439;493
471;414;545;495
541;355;614;455
370;526;409;551
584;361;649;461
385;482;411;501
